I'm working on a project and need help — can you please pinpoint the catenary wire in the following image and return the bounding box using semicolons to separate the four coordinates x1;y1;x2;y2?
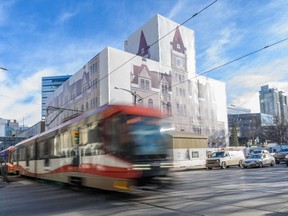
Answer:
141;36;288;101
43;0;218;114
0;1;217;110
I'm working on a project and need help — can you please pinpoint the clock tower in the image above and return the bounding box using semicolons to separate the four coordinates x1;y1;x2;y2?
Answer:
170;27;190;130
171;27;187;71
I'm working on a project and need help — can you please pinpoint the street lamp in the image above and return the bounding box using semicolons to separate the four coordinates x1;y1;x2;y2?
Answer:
114;87;143;105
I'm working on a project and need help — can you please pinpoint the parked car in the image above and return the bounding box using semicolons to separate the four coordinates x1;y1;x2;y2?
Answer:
285;154;288;166
206;150;245;169
274;149;288;164
250;150;269;155
242;153;275;168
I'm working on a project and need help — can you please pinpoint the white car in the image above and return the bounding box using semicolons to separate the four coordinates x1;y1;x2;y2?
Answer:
242;153;275;168
285;154;288;166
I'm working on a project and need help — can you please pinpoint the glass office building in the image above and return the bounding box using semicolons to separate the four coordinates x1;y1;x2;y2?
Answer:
41;75;71;119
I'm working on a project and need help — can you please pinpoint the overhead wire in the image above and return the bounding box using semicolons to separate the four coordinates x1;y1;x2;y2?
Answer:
141;36;288;101
44;0;218;114
94;0;218;91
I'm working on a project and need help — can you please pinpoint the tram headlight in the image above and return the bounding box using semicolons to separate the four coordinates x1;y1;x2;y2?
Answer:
160;162;174;168
131;164;151;170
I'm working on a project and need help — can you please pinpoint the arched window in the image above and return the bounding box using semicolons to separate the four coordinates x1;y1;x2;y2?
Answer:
138;99;143;106
148;99;153;108
167;102;172;116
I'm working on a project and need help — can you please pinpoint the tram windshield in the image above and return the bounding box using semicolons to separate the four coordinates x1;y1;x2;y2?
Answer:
128;116;166;157
104;114;168;161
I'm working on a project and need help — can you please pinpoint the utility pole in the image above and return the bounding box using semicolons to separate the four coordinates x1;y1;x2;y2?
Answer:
114;87;143;105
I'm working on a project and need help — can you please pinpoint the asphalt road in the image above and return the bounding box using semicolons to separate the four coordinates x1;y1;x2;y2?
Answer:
1;164;288;216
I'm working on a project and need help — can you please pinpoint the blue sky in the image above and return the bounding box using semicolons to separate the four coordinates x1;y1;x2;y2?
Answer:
0;0;288;126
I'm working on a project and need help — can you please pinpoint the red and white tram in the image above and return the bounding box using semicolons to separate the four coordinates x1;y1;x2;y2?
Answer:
0;146;15;175
13;104;172;191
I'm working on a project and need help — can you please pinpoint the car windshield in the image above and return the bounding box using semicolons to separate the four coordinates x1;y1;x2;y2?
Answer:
249;154;261;159
279;149;288;152
211;152;225;158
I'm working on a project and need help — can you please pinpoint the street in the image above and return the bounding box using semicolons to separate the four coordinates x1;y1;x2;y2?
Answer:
1;164;288;216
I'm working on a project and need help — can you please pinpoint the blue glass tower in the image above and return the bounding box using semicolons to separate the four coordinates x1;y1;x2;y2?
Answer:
41;75;71;119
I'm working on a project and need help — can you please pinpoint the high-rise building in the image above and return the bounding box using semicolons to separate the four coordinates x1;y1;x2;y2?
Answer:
0;118;28;149
45;15;228;146
227;104;251;115
259;85;288;122
228;113;274;145
41;75;71;119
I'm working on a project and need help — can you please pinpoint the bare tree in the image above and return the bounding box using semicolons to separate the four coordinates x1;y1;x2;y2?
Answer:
262;115;288;144
229;122;239;146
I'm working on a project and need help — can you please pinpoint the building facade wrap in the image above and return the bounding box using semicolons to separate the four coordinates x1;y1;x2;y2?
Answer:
46;15;228;146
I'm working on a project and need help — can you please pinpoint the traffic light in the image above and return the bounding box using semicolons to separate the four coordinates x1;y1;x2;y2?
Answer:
73;130;79;144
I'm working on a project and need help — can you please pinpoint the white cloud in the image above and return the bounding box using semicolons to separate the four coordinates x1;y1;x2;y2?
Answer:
0;68;56;125
0;0;15;26
199;22;245;72
233;92;260;113
56;11;78;24
227;57;288;112
167;1;185;20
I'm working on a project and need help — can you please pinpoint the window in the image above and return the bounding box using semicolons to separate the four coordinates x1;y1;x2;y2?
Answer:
148;99;153;108
162;84;168;94
140;79;150;90
138;99;143;106
191;151;199;158
167;102;172;116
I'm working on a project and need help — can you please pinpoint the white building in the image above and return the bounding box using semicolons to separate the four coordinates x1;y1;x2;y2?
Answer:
46;14;228;146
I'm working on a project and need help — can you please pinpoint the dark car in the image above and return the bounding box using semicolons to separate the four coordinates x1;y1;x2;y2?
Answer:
274;149;288;164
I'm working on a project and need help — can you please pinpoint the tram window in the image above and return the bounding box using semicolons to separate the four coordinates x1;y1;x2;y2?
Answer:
19;148;26;161
61;150;66;158
71;149;76;157
29;144;34;160
61;132;72;149
44;139;53;156
85;147;92;156
80;126;89;145
26;147;30;166
38;142;45;159
53;136;61;158
104;117;121;154
80;123;102;146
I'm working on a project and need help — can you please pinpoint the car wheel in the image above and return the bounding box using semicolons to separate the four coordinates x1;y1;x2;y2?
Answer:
238;160;243;168
276;161;280;164
207;167;212;170
270;161;275;166
221;162;227;169
259;162;263;168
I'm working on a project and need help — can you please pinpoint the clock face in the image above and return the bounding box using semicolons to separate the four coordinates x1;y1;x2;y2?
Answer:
176;57;183;68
